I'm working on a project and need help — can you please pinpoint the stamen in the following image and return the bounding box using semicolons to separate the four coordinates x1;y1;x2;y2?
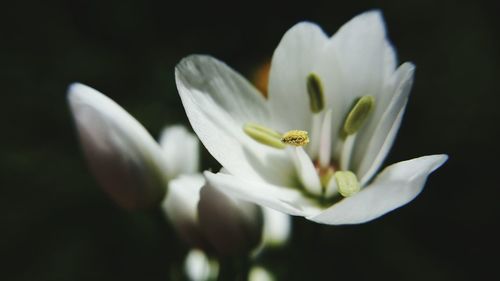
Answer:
340;134;355;171
308;114;322;159
334;171;360;197
290;147;322;196
343;95;375;135
306;73;325;113
281;130;309;147
318;109;333;168
243;122;286;149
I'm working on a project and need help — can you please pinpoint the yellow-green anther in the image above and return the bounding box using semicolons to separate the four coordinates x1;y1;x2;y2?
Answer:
334;171;360;197
243;122;286;149
343;95;375;135
281;130;310;146
306;73;325;113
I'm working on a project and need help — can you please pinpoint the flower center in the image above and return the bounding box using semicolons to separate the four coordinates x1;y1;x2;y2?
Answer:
241;73;375;202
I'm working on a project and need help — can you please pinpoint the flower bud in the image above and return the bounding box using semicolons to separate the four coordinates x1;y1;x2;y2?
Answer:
67;83;168;210
198;183;263;257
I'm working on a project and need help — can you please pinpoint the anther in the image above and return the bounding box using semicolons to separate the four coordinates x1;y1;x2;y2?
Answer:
281;130;310;147
306;73;325;113
343;95;375;135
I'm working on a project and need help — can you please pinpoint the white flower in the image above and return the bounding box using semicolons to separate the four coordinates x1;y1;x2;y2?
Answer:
67;83;169;209
175;11;448;225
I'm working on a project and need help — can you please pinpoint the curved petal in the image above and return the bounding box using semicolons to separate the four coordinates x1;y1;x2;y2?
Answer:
162;174;205;248
198;182;263;256
267;22;329;132
353;63;416;184
176;55;295;186
308;155;448;225
203;171;314;217
159;125;200;179
67;83;168;210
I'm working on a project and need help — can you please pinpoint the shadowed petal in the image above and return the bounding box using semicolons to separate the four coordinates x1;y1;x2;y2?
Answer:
159;125;200;179
198;182;263;256
204;171;310;216
162;174;206;248
354;63;416;184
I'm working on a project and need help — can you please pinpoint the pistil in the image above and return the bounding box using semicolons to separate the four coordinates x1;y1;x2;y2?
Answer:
334;171;360;197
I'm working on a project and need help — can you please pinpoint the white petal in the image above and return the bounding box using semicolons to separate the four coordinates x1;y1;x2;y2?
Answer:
203;171;310;217
197;182;262;256
383;41;398;81
162;174;205;247
159;125;200;178
354;63;416;184
268;22;329;132
308;155;448;225
67;83;168;210
290;147;322;196
315;10;389;153
176;55;295;186
261;207;291;247
327;10;387;98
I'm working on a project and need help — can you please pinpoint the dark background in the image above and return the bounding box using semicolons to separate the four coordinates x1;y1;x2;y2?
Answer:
1;0;498;280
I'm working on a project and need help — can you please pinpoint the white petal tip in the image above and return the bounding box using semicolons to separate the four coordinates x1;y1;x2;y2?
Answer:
68;82;91;98
359;9;384;23
67;83;104;108
346;10;387;35
428;154;449;172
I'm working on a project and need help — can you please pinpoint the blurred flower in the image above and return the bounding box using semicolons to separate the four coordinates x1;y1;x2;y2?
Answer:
67;83;269;256
184;249;219;281
67;83;169;210
163;172;263;256
160;127;289;256
248;266;275;281
175;10;448;225
260;207;290;248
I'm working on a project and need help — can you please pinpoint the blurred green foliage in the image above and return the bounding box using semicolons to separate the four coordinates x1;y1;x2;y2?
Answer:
1;0;498;280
